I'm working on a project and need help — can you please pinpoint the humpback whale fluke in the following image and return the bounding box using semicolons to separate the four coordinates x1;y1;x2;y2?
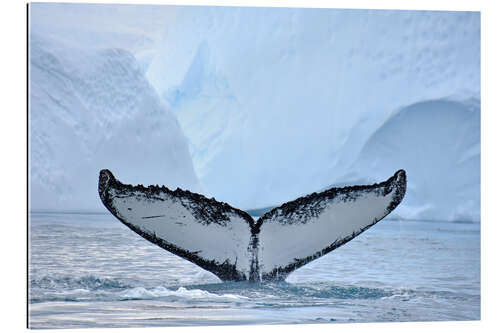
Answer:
98;169;406;281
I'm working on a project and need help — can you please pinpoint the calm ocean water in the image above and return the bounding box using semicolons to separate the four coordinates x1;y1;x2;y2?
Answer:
28;212;480;329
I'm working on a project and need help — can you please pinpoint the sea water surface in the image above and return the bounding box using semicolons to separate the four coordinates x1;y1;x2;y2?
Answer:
28;212;480;329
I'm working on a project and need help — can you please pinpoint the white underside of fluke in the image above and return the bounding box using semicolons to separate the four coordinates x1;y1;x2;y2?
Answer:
110;189;253;277
99;169;406;281
258;190;395;277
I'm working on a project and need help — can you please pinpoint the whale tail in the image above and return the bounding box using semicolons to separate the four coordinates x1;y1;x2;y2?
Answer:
98;169;406;281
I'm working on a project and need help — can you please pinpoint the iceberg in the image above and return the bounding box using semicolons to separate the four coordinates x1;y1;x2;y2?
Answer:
28;4;480;222
338;99;480;222
146;7;480;221
28;32;200;212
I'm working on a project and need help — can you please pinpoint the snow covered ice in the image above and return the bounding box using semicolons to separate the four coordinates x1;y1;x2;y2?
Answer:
145;7;480;223
30;4;480;221
29;24;200;212
29;4;480;222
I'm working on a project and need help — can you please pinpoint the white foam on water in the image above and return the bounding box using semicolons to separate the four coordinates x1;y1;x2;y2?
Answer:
120;286;248;301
